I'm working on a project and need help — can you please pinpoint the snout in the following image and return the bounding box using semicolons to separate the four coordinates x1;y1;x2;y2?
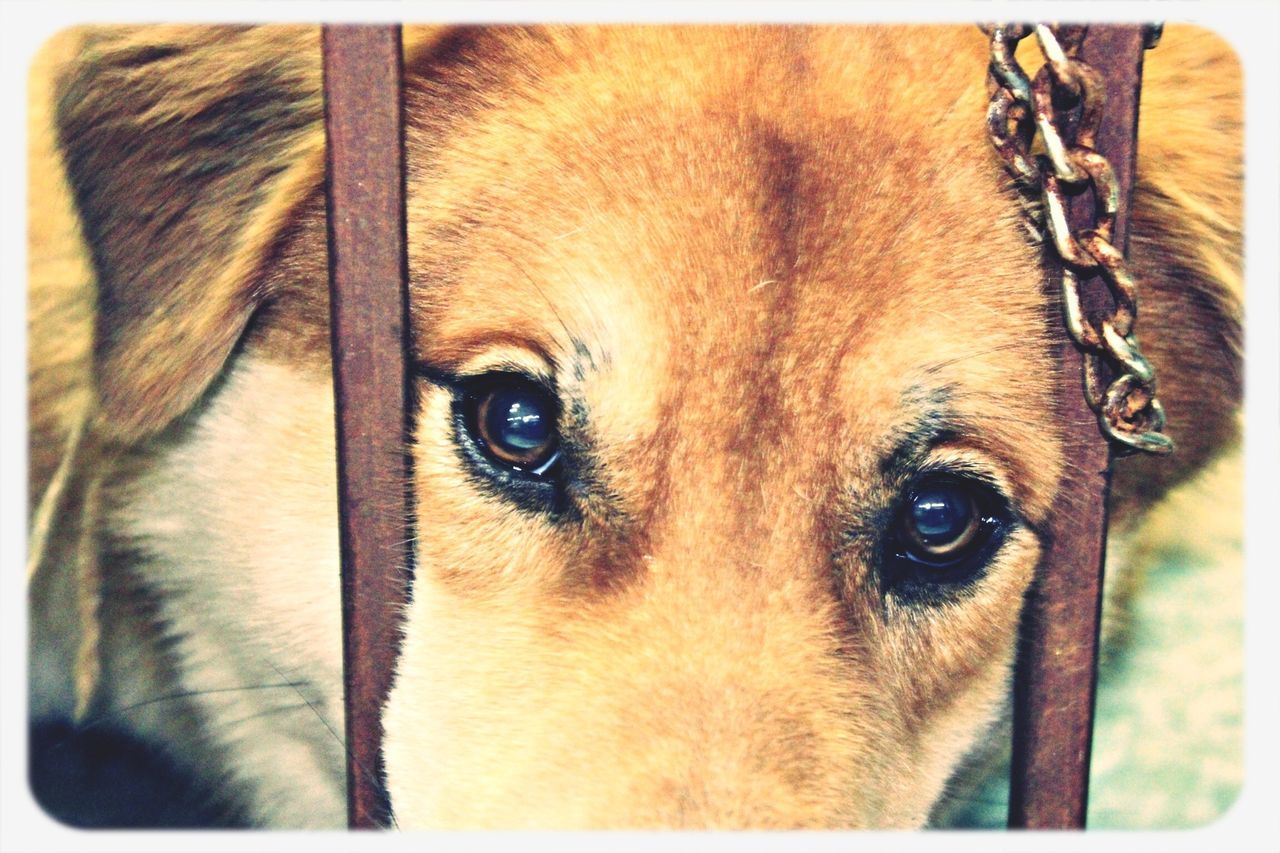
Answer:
382;557;912;829
590;678;868;828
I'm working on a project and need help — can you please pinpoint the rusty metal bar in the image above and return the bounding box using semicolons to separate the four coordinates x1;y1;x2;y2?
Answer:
321;24;410;830
1007;24;1148;829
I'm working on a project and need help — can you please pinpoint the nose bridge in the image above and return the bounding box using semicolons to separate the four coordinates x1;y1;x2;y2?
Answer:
603;539;873;828
595;336;875;825
630;448;851;726
627;391;834;677
639;300;836;573
645;422;826;590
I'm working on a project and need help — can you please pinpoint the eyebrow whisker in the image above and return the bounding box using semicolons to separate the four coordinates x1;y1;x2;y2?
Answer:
490;244;578;367
918;340;1032;375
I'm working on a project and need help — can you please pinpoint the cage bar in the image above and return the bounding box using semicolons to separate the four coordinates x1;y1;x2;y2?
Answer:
321;24;411;830
1007;24;1148;830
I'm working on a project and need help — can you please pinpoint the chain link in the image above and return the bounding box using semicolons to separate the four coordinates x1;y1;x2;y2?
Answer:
982;23;1173;455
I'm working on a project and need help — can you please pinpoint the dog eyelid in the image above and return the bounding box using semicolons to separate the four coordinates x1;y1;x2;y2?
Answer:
914;448;1014;502
413;360;557;394
413;361;464;389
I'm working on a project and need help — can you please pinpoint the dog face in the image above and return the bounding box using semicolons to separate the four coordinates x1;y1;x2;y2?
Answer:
31;25;1241;829
381;27;1066;828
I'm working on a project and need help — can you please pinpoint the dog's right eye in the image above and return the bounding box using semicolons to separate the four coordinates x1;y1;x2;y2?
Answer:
882;473;1012;599
460;374;561;477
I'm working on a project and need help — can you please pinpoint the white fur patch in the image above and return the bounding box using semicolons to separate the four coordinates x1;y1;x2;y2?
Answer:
108;354;347;827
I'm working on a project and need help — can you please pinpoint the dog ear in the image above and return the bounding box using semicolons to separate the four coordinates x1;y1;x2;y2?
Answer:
1109;26;1243;521
54;25;327;443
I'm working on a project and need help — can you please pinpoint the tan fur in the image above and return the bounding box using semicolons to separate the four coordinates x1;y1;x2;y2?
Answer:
28;24;1242;829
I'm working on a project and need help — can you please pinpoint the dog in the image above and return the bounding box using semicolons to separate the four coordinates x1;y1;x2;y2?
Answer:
26;24;1242;829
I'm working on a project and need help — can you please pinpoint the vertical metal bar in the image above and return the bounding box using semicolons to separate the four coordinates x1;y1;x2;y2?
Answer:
1008;24;1147;829
321;24;409;830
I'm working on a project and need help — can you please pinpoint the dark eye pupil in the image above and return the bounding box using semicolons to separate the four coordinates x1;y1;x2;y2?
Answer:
910;486;974;547
888;474;1010;592
470;379;560;472
485;388;552;453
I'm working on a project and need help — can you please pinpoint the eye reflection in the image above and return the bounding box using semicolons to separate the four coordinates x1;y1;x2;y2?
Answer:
892;474;1006;576
471;378;560;472
908;484;978;553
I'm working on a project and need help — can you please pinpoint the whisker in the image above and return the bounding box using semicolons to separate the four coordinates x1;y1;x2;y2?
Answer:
218;701;315;730
481;224;613;371
44;681;314;747
919;339;1035;374
490;244;578;361
264;661;401;830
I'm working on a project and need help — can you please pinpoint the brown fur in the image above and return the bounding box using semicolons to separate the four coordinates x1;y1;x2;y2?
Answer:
28;24;1241;829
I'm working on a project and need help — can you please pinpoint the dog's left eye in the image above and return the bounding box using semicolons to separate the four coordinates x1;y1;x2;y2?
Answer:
462;375;561;475
884;474;1010;592
901;479;982;560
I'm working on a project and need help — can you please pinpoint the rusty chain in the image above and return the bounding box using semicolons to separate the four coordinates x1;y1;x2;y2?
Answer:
982;23;1173;455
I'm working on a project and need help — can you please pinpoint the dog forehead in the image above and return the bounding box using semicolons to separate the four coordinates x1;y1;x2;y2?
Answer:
407;26;1033;343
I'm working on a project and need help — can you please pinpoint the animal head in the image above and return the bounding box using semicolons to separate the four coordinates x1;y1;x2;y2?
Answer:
38;24;1241;828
